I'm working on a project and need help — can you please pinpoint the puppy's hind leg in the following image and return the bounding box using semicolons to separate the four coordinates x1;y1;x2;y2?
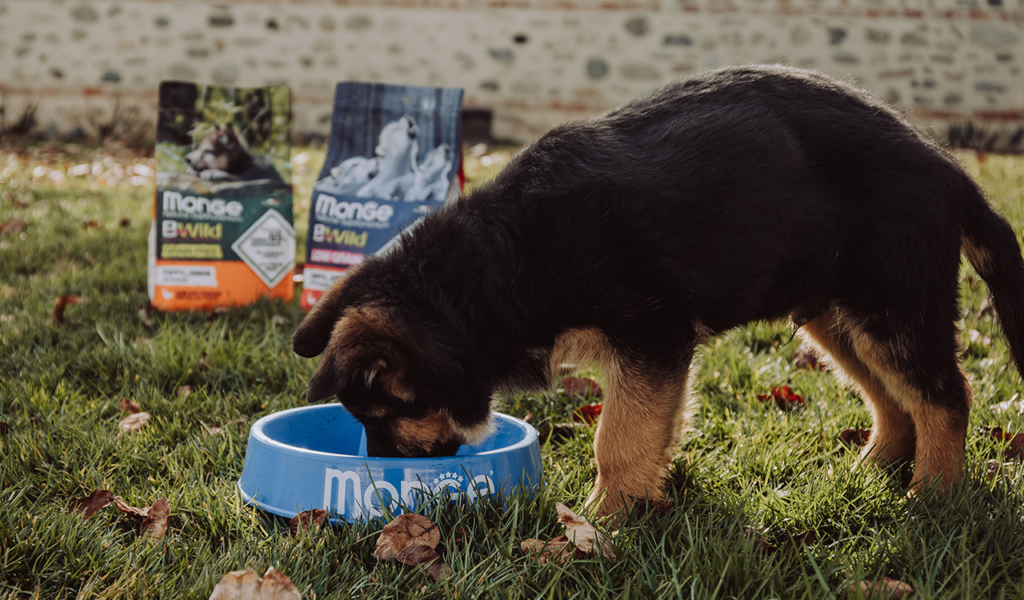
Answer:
800;308;917;471
807;304;972;495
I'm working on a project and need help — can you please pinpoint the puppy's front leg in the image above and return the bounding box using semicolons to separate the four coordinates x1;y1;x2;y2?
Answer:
586;360;693;519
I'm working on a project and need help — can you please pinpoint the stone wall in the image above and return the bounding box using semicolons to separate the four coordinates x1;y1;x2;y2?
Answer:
0;0;1022;150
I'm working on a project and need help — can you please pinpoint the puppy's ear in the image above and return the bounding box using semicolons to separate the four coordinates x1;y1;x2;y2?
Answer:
306;352;345;403
292;283;349;358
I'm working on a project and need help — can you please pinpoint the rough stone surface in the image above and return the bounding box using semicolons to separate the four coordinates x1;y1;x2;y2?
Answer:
0;0;1020;151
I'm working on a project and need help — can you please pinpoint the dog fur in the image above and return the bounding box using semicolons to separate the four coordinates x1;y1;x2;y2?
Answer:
293;65;1024;518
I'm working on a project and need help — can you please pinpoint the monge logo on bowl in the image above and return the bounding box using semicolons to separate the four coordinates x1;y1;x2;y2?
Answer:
323;468;496;518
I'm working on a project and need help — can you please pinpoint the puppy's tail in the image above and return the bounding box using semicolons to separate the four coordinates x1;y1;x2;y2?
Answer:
958;176;1024;374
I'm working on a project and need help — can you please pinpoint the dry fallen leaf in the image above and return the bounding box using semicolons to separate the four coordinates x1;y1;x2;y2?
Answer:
208;567;302;600
289;509;329;536
178;385;193;398
119;398;142;414
520;536;576;565
847;577;915;599
373;514;450;580
556;502;616;561
83;219;101;229
119;217;131;228
53;294;85;324
118;411;150;434
397;542;451;580
373;513;441;560
113;495;150;518
140;497;169;541
68;489;114;519
562;376;603;399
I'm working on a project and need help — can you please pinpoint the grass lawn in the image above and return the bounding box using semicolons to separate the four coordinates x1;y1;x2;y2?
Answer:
1;140;1023;599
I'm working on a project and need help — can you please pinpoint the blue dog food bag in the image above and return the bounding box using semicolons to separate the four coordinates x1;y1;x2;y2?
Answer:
301;83;464;310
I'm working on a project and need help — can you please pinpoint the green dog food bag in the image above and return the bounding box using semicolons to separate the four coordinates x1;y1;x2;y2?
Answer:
149;82;294;311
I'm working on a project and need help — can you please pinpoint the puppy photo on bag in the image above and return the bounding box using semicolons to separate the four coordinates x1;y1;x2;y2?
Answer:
293;65;1024;519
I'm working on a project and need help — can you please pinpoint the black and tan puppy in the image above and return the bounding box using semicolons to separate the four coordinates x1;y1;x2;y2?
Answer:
293;65;1024;518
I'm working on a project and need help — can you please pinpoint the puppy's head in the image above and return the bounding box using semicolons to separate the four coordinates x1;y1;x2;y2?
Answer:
292;274;493;457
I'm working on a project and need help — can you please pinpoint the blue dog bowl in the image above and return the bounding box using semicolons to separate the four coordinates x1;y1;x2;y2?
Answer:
238;404;543;521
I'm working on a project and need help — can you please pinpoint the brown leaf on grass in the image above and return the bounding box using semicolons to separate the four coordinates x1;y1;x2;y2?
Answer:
113;495;150;518
68;489;114;519
208;567;302;600
373;513;441;560
53;294;85;324
555;502;616;560
847;577;915;599
289;509;329;536
119;217;131;228
792;345;825;371
118;411;150;434
757;385;804;411
0;421;10;436
562;376;603;399
397;542;451;580
572;403;603;426
520;536;576;565
0;218;27;237
83;219;101;229
119;398;142;414
374;514;450;580
839;429;872;448
140;497;169;541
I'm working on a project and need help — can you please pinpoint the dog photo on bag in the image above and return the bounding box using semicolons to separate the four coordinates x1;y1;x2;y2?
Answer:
293;65;1024;519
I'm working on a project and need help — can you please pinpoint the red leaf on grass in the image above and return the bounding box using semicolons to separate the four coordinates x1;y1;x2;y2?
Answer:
289;509;330;536
69;489;114;519
757;385;804;410
0;218;26;237
562;376;603;399
988;426;1024;460
53;294;85;324
140;497;169;541
573;403;603;425
839;429;872;448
